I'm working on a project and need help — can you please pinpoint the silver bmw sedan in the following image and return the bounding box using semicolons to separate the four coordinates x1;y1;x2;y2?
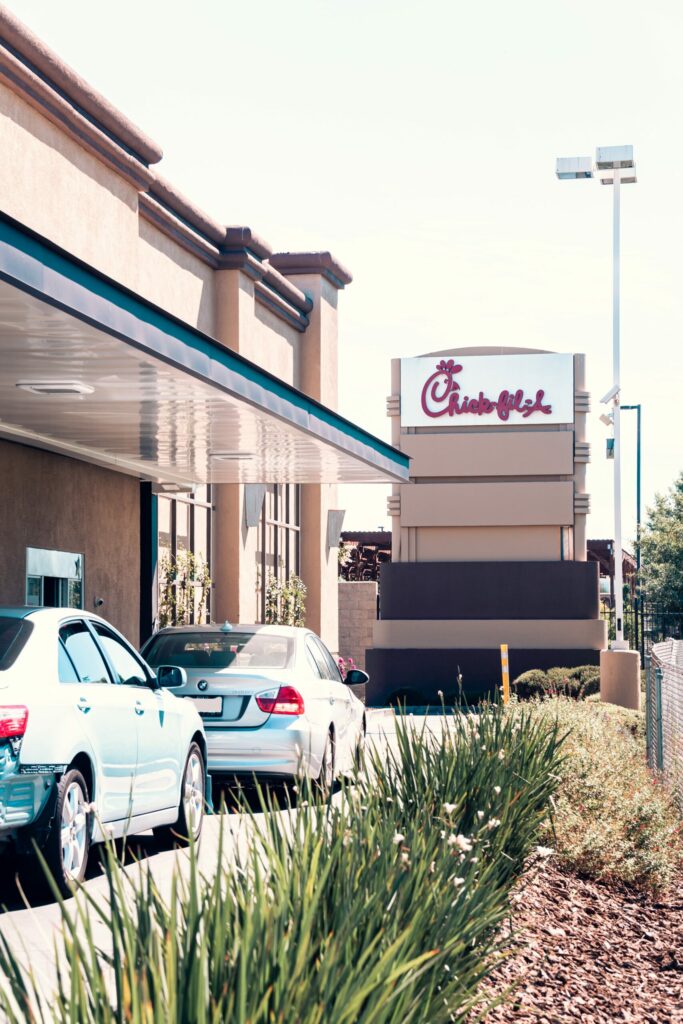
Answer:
142;623;367;790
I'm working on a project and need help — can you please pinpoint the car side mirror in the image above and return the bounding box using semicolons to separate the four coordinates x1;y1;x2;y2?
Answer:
156;664;187;689
345;669;369;686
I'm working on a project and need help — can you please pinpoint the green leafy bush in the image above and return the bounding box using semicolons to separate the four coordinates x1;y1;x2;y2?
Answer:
528;698;682;893
0;705;563;1023
512;665;600;700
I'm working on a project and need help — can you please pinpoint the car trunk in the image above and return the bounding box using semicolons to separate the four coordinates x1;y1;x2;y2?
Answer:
171;669;291;728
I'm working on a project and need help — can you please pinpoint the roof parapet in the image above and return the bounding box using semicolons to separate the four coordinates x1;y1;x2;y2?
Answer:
270;251;353;289
0;4;162;166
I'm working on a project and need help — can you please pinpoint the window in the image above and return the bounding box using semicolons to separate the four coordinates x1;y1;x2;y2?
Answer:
158;487;213;625
256;484;301;621
0;618;33;671
58;641;80;683
313;637;343;682
144;631;294;671
93;625;148;686
59;622;109;684
26;548;83;610
305;637;329;680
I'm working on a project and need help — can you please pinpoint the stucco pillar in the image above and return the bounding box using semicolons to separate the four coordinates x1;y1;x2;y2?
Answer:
212;262;260;624
269;254;352;652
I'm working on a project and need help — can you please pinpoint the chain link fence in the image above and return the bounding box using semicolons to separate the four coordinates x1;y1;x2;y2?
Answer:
647;639;683;808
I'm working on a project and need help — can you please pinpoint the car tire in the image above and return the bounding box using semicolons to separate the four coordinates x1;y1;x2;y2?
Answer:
154;742;205;847
355;717;367;771
316;729;335;799
44;767;92;894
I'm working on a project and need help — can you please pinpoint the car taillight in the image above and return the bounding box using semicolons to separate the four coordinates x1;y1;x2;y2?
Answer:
0;706;29;739
255;686;305;716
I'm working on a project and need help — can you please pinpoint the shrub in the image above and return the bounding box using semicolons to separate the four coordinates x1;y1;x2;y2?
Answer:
0;705;563;1023
512;665;601;700
526;698;682;893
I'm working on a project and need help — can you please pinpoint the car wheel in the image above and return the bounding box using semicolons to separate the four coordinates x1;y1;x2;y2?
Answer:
155;742;205;846
45;768;91;893
316;729;335;798
355;717;367;770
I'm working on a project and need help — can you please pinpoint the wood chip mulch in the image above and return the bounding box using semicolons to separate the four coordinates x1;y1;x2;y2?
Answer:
479;862;683;1023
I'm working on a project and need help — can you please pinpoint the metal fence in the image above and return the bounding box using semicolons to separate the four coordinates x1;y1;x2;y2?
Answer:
603;603;683;659
646;639;683;807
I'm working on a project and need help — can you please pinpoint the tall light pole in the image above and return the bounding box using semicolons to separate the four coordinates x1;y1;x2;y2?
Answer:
556;146;637;650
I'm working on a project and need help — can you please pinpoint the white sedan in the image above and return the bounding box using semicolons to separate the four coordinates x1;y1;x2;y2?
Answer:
142;623;368;789
0;607;207;892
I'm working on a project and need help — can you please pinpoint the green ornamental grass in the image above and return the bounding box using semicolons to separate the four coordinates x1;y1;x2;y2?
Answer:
0;704;563;1023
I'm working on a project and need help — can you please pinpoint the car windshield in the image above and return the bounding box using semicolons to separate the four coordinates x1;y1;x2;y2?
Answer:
144;632;295;671
0;617;34;670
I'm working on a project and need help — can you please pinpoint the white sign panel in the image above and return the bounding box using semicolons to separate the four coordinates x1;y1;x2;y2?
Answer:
400;353;574;428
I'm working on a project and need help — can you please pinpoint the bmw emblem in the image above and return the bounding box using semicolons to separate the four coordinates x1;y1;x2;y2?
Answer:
197;679;209;692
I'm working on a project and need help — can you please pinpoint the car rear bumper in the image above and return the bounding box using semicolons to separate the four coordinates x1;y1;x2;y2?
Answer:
204;718;323;779
0;748;57;842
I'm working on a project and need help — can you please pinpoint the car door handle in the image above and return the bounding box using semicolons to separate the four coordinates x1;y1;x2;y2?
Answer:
134;700;145;716
77;696;90;713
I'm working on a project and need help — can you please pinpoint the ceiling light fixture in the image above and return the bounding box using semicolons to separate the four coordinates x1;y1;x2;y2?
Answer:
209;451;254;461
16;380;94;396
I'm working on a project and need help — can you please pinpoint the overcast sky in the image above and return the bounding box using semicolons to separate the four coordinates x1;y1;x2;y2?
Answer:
13;0;683;544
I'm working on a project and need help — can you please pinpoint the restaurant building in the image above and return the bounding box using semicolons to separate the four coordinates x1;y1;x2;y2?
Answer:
0;9;408;651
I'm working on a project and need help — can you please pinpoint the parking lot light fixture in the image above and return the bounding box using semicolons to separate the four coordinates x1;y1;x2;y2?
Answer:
556;145;637;649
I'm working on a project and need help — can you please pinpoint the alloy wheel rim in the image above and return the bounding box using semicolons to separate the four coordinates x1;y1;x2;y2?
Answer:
61;781;88;880
324;740;334;788
183;751;204;837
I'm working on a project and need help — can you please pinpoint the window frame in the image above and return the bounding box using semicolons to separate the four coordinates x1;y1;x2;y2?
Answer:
91;622;151;688
58;619;112;686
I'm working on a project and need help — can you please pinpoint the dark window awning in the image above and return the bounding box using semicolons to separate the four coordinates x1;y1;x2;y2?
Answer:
0;214;409;487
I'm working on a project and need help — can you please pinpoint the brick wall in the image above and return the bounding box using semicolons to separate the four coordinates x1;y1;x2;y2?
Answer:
338;581;378;671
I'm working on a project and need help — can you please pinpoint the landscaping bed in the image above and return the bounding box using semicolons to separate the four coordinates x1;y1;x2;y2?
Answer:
481;860;683;1023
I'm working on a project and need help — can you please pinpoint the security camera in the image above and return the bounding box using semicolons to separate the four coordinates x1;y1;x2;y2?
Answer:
599;412;614;427
599;384;620;405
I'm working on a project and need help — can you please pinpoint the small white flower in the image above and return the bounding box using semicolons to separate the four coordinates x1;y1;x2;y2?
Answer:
440;829;447;839
429;860;436;874
444;964;451;972
400;851;411;866
386;796;394;803
498;749;506;760
471;857;479;863
392;832;405;845
442;802;457;815
292;785;298;793
448;834;473;852
494;785;501;795
535;845;554;858
453;877;466;887
477;810;485;820
437;689;444;698
486;818;501;830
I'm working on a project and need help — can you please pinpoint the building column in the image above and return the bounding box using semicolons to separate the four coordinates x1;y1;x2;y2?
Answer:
270;253;352;653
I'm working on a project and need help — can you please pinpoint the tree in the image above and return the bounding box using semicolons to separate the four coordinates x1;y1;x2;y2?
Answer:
640;471;683;613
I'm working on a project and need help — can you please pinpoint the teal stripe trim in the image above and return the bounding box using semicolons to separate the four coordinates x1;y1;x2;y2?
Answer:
0;214;409;479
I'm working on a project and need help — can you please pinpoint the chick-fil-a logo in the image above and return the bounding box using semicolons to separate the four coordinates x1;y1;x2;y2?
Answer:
420;359;553;422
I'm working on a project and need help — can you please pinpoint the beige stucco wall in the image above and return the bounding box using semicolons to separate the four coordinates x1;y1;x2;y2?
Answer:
412;525;562;561
373;618;607;650
399;481;574;528
400;431;574;478
136;219;216;336
0;81;141;287
0;440;140;643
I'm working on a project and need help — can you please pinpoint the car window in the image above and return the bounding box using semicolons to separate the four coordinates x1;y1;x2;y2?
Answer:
0;617;33;671
313;637;344;683
305;640;324;677
144;631;295;670
59;622;110;684
58;640;80;683
93;625;148;686
305;638;329;679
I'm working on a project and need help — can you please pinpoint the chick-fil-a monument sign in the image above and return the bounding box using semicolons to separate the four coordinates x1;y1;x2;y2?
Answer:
400;352;574;429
